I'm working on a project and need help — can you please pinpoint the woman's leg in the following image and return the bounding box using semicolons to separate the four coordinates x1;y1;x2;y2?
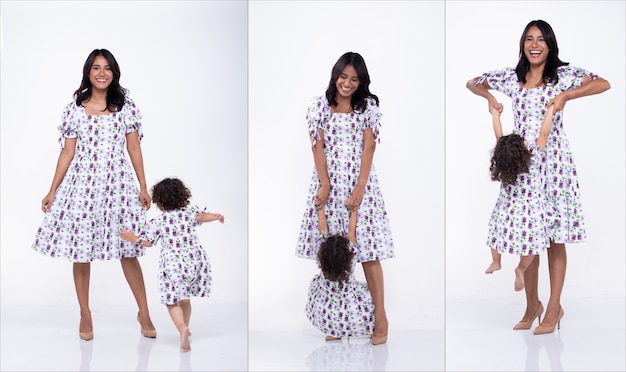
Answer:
519;254;541;322
167;304;191;352
74;262;93;339
121;257;155;332
362;260;387;344
543;242;567;325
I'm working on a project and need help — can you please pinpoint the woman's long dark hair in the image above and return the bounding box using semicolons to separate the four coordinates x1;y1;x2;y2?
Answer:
74;49;127;112
490;134;531;187
325;52;379;113
515;20;569;85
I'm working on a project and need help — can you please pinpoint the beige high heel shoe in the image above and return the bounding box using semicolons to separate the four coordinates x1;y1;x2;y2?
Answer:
513;302;543;330
137;312;157;338
79;318;93;341
371;319;388;345
533;307;564;335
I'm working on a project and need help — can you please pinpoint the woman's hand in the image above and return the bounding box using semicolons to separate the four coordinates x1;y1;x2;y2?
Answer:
315;184;330;209
139;188;151;210
41;191;56;212
547;93;567;113
345;185;365;212
488;98;503;114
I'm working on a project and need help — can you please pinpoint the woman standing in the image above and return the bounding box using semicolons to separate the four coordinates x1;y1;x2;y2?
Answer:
467;20;610;334
296;52;395;344
32;49;156;340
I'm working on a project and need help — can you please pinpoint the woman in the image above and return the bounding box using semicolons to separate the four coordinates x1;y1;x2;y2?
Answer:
296;52;395;344
467;20;610;334
32;49;156;340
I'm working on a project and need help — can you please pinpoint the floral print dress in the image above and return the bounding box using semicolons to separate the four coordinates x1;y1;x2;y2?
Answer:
479;66;596;243
487;144;559;255
140;205;212;305
32;97;146;262
296;96;395;263
306;245;375;338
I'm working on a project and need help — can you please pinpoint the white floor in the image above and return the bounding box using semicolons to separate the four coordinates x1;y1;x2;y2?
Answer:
2;297;624;371
0;302;247;372
446;297;626;371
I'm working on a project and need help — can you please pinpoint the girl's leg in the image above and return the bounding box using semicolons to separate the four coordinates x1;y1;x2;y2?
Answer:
362;260;387;344
120;257;156;334
543;242;567;325
167;304;191;352
485;248;502;274
514;255;537;291
519;254;541;323
179;300;192;333
74;262;93;340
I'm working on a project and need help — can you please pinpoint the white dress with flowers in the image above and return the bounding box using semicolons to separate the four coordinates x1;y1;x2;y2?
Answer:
32;97;146;262
478;66;595;243
295;96;395;263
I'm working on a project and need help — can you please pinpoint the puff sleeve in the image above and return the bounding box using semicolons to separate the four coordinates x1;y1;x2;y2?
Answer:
476;67;518;98
121;96;144;142
57;101;79;149
361;97;382;143
306;96;329;147
556;66;598;91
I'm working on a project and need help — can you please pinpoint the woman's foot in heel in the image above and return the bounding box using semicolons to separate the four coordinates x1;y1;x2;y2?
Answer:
371;317;388;345
137;312;157;338
513;302;543;330
534;306;564;335
79;315;93;341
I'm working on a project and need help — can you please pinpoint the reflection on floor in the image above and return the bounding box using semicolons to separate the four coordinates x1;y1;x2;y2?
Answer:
0;302;247;372
446;297;626;371
249;329;445;371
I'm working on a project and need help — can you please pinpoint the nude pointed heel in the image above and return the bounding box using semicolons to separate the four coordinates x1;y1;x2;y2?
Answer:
513;302;543;330
137;312;157;338
533;307;564;335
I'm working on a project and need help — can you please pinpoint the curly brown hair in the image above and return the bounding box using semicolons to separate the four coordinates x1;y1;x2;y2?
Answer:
490;134;531;186
317;234;354;288
151;178;191;211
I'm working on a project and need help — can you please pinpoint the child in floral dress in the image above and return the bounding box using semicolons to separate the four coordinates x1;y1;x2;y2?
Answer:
306;206;375;341
120;177;224;352
485;106;559;295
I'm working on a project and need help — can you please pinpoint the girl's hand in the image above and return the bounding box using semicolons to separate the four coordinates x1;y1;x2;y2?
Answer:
119;230;138;242
139;188;151;210
547;93;567;113
315;184;330;209
488;99;503;114
212;213;225;223
41;191;55;212
345;185;365;212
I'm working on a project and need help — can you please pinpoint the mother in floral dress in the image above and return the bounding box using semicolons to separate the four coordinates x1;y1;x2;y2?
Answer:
467;20;610;334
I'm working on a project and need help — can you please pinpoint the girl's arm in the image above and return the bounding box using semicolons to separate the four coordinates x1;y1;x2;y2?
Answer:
345;128;375;211
348;209;358;244
317;206;328;235
312;130;331;209
490;106;503;141
41;138;77;212
119;230;153;247
126;132;151;210
548;75;611;112
466;77;504;114
536;105;556;150
197;212;225;223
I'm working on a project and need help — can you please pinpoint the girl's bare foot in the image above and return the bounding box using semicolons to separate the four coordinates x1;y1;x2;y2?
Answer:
514;267;525;291
180;327;191;352
325;335;341;341
485;261;501;274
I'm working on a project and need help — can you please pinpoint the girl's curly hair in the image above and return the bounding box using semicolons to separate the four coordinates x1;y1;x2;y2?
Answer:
490;134;531;186
317;234;354;288
151;178;191;211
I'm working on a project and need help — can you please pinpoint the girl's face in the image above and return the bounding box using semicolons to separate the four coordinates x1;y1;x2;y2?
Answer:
89;55;113;91
335;64;360;100
523;26;550;67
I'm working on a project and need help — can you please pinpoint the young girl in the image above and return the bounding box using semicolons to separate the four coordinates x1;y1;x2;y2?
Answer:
120;178;224;352
306;207;375;341
485;106;559;300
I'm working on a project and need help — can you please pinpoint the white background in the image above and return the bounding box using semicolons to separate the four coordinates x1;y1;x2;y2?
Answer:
0;0;248;314
446;1;625;302
249;1;445;332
